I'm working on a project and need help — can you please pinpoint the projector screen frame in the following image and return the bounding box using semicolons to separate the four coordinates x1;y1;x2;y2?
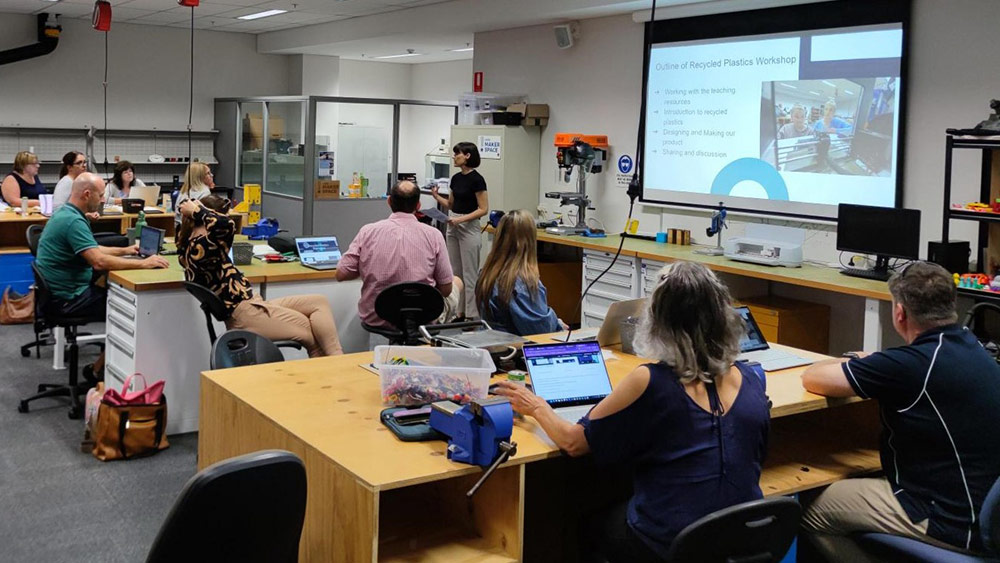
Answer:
638;0;912;222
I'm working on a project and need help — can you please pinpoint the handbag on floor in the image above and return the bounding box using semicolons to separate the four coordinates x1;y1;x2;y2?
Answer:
0;287;33;325
92;374;169;461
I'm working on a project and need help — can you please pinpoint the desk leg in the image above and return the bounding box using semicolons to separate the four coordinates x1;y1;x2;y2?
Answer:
862;298;883;353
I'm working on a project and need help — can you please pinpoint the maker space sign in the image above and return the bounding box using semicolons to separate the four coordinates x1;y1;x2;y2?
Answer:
478;135;502;160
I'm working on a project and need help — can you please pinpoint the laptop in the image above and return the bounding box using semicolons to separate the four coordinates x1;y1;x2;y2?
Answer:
128;184;162;212
735;305;814;372
552;298;646;346
296;236;341;271
124;226;164;260
522;341;614;423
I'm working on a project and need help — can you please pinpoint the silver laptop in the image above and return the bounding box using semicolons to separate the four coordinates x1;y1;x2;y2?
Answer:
128;184;161;211
522;341;613;423
552;298;646;346
124;226;164;260
735;305;814;372
296;236;341;271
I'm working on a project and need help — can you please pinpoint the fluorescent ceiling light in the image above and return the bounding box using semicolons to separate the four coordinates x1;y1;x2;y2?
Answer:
239;9;287;20
375;53;422;59
450;47;474;52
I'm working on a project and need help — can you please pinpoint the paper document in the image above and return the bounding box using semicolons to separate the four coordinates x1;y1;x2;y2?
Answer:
421;207;450;223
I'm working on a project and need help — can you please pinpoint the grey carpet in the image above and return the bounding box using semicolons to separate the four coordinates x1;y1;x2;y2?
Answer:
0;322;197;563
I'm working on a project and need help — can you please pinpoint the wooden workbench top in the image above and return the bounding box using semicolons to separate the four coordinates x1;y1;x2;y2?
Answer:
201;340;866;493
536;231;892;301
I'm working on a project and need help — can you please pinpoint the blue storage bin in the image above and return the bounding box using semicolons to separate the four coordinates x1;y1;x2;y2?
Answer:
0;253;34;296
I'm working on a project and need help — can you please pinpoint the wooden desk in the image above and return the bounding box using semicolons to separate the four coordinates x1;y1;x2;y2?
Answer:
198;342;880;562
534;231;891;352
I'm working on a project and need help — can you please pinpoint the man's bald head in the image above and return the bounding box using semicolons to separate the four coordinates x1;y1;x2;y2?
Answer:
70;172;105;212
389;180;421;213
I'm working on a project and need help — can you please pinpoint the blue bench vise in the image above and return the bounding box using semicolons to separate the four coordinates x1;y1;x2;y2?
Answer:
430;397;518;498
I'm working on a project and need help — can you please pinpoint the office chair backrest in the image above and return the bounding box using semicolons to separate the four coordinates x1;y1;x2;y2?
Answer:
183;281;230;344
373;282;445;340
666;496;801;563
981;475;1000;554
145;450;306;563
963;302;1000;363
25;224;43;256
211;329;285;370
30;262;53;319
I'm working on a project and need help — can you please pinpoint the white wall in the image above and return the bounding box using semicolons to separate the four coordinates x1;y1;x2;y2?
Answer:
412;60;474;102
0;16;291;131
473;0;1000;265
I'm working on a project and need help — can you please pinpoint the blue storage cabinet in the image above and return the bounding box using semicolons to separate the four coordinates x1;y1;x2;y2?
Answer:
0;252;34;295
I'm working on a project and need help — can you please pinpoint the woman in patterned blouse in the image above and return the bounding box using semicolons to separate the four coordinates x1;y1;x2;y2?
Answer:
177;195;342;356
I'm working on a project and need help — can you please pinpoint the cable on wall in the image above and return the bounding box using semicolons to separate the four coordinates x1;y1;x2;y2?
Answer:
187;6;194;163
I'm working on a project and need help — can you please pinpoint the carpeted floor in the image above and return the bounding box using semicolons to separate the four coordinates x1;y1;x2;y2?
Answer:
0;322;197;563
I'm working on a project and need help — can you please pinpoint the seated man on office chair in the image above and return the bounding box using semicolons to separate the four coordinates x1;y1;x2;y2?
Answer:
35;173;168;376
800;261;1000;561
336;180;460;347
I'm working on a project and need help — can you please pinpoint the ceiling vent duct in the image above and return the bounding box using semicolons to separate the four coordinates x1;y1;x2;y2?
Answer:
0;14;62;67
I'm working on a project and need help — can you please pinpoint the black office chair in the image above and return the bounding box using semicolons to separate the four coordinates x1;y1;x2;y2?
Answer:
18;263;104;419
145;450;306;563
362;282;445;345
211;330;286;370
664;496;801;562
183;281;302;352
19;225;51;358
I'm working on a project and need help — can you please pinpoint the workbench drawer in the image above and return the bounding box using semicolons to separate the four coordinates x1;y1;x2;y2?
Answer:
583;251;637;298
641;259;667;297
107;285;138;321
106;333;136;377
582;289;623;318
582;310;605;329
583;272;634;299
106;311;136;349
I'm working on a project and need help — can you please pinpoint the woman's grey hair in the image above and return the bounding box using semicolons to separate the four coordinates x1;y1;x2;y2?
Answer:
633;261;744;384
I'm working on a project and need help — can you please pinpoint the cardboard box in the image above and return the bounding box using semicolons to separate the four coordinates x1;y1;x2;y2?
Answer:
507;103;549;127
244;113;285;139
314;179;340;200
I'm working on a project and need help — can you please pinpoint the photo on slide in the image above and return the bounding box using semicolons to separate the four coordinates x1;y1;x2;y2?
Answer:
759;77;897;177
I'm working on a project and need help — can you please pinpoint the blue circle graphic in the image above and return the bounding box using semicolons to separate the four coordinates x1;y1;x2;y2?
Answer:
710;157;788;200
617;155;633;174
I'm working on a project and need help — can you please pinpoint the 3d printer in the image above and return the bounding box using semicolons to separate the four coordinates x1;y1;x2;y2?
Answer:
545;133;609;236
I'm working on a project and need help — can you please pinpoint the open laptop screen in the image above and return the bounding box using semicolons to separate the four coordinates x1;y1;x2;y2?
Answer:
138;226;163;257
523;341;613;408
295;237;341;265
735;306;769;353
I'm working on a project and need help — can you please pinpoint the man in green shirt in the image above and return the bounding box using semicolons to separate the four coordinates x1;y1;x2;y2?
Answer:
36;172;168;319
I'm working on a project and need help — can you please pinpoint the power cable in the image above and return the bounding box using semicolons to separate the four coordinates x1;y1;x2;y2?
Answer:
187;6;194;163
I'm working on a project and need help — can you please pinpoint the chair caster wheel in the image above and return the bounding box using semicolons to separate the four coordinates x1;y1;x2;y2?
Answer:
18;401;29;413
38;384;46;392
20;348;30;358
68;406;83;420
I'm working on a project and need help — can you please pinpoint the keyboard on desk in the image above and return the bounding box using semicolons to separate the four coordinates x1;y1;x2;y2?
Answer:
840;267;891;281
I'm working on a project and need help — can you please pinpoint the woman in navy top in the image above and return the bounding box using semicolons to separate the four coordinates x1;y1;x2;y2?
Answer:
474;209;562;336
1;151;45;207
496;261;770;562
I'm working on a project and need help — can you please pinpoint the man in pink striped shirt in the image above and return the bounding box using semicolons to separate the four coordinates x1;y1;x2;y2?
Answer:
336;181;456;329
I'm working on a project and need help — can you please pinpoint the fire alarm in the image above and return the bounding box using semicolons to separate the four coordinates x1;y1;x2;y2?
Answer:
178;0;200;6
92;0;111;32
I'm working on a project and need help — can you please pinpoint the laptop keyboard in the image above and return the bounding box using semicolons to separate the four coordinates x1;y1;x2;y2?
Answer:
554;405;593;423
739;348;812;372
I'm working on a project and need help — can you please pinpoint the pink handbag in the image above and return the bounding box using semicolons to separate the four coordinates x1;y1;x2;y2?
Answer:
103;373;165;406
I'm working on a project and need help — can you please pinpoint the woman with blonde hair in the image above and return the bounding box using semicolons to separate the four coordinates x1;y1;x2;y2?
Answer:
495;261;770;562
1;151;44;207
474;209;560;336
175;161;214;224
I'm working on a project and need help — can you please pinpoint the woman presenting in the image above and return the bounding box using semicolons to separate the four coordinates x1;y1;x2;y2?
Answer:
431;142;488;319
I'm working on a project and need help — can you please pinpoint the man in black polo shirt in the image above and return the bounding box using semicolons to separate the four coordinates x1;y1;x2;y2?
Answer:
801;261;1000;560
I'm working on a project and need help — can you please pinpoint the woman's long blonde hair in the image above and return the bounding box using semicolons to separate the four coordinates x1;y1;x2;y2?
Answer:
475;210;541;316
634;261;744;384
181;162;210;196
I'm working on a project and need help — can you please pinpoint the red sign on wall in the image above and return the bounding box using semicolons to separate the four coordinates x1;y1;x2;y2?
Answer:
473;71;484;93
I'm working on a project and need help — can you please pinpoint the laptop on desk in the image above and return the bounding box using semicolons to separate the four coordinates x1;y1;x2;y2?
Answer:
296;236;341;271
552;298;646;346
735;305;814;372
128;185;162;212
123;226;164;260
523;341;614;423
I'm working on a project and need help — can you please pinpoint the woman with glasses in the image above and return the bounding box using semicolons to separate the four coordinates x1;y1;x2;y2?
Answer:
1;151;45;208
103;160;146;204
52;151;89;213
177;195;343;357
494;262;770;563
175;161;214;225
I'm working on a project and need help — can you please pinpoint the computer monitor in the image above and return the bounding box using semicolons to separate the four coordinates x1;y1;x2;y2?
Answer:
837;203;920;277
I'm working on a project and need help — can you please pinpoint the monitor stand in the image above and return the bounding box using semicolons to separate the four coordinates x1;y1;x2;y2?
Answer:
840;255;892;282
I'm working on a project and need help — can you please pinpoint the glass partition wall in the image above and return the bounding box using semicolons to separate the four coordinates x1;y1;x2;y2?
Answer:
216;96;457;235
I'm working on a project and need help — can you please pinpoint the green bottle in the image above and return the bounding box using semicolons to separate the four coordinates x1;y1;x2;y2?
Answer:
135;210;147;240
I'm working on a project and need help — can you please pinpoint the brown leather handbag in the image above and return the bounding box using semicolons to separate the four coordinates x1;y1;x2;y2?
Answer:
92;375;169;461
0;287;34;325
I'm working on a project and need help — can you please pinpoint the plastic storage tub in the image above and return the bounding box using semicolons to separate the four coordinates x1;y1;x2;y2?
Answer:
375;345;496;406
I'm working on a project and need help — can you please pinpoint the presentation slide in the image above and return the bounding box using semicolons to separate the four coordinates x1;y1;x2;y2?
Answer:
642;23;903;218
